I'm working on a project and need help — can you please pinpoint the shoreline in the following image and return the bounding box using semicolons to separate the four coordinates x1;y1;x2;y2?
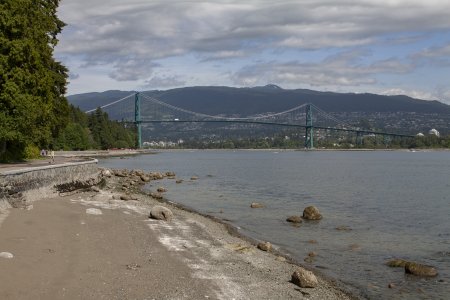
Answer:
158;195;364;299
0;164;359;299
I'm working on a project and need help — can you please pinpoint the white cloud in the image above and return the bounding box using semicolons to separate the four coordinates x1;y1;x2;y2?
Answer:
231;50;413;87
55;0;450;96
143;75;185;89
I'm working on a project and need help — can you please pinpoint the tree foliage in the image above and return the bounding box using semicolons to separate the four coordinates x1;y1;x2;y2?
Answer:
0;0;68;161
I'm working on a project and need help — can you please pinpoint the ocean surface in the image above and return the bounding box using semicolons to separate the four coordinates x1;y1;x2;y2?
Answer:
99;150;450;299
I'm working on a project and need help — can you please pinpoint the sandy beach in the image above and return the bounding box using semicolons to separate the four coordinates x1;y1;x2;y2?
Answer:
0;164;355;299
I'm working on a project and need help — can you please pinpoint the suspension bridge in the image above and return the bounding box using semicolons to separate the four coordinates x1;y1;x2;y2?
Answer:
85;92;415;149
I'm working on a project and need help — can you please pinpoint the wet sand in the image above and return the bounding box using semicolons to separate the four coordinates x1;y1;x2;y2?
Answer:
0;188;354;299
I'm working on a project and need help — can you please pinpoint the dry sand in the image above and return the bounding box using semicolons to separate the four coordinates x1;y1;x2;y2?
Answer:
0;182;355;299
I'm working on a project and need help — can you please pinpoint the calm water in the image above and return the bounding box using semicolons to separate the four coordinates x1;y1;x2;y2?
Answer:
99;150;450;299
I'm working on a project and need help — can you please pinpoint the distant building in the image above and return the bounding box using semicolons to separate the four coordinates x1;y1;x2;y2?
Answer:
428;129;440;137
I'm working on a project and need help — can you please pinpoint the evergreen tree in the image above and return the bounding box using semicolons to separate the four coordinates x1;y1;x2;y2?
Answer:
0;0;68;161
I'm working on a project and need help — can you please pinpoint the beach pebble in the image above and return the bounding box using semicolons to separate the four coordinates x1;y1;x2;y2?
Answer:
405;262;438;277
257;242;272;252
335;225;352;231
276;256;286;262
176;179;183;184
150;192;163;200
150;205;173;222
286;215;303;223
157;187;167;193
190;176;199;180
291;267;318;288
91;186;100;192
303;206;322;220
0;252;14;259
140;175;151;182
250;202;264;208
120;194;132;201
86;208;102;215
101;169;112;177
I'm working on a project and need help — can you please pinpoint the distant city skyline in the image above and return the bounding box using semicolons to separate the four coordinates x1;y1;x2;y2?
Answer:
56;0;450;104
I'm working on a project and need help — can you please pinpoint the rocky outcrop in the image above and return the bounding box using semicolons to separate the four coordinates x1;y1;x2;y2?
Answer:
150;205;173;222
303;206;322;220
291;267;318;288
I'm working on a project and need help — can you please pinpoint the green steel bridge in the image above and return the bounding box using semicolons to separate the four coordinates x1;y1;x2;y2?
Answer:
86;92;416;149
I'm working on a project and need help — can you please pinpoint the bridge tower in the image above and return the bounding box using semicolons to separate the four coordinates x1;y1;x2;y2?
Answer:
135;92;142;149
304;104;314;149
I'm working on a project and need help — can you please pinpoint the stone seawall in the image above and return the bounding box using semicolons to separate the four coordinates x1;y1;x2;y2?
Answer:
0;160;99;209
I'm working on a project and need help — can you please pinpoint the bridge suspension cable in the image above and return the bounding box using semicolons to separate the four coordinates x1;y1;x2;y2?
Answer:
140;93;309;121
309;103;353;129
85;93;136;114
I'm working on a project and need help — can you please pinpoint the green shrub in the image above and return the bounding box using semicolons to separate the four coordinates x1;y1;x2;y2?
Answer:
24;144;40;159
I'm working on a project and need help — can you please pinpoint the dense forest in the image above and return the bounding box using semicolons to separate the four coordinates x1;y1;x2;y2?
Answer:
0;0;135;161
54;106;136;151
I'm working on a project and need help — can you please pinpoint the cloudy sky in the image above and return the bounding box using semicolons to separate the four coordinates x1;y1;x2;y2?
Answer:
55;0;450;104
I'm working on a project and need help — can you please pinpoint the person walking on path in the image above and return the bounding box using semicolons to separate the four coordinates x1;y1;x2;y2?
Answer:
50;150;55;164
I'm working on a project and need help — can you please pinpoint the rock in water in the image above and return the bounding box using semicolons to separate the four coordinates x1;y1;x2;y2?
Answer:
386;259;408;268
257;242;272;252
150;206;173;222
250;202;264;208
405;262;438;277
286;216;303;223
291;267;318;288
157;187;167;193
303;206;322;220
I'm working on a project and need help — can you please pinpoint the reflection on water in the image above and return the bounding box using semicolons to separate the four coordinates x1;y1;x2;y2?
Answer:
100;150;450;299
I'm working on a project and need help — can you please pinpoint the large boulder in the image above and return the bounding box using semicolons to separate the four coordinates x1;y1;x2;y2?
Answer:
150;206;173;222
291;267;318;288
405;262;438;277
286;216;303;223
303;206;322;220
